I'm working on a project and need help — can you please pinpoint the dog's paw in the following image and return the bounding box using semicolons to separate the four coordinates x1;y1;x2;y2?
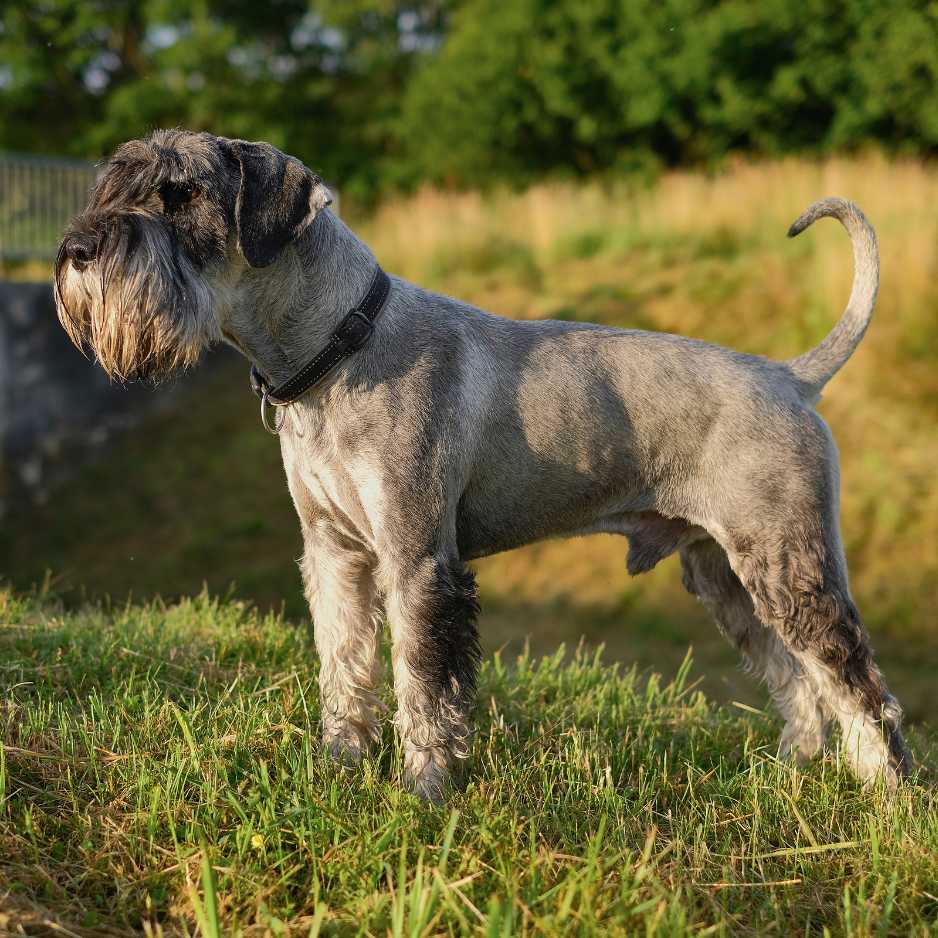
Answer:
407;768;448;805
777;722;826;766
403;749;451;805
323;732;368;768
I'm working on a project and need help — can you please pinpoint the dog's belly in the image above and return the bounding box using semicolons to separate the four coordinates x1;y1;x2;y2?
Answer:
455;496;638;559
454;427;652;559
454;441;704;568
456;494;704;572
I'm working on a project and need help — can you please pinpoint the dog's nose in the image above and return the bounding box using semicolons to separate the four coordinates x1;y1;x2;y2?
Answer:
64;232;99;270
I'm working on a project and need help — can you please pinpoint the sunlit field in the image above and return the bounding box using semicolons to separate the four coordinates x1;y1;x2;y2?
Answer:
4;154;938;721
4;153;938;937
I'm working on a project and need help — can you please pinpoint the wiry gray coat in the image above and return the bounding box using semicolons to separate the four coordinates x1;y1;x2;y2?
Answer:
54;130;910;801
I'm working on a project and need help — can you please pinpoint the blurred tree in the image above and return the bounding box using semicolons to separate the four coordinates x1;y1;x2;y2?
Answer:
1;0;936;195
846;2;938;150
399;0;938;187
0;0;458;199
312;0;459;193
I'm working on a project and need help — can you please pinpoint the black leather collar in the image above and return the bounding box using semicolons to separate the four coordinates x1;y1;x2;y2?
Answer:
250;266;391;409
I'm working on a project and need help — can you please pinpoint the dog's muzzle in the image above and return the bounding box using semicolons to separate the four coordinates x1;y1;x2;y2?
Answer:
62;232;100;270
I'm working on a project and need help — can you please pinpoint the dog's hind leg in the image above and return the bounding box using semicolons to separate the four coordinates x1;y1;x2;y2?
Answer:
382;553;481;803
693;402;912;785
680;538;830;763
725;516;911;785
300;527;384;765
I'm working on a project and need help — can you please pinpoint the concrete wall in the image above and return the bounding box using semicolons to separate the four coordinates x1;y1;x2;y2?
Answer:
0;282;186;515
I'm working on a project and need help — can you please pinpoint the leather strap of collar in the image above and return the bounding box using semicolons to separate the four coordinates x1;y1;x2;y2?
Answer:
250;266;391;406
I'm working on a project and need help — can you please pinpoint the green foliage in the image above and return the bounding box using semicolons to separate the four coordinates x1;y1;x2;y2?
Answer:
400;0;938;187
1;590;936;934
2;1;938;197
0;0;457;200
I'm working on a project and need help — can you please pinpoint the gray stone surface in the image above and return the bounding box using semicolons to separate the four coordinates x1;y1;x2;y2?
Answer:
0;281;210;515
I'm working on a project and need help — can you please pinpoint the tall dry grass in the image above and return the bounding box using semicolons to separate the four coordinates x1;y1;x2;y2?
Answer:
358;155;938;639
7;154;935;717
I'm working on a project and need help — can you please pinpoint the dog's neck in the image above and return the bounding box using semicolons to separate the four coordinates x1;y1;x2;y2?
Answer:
222;209;379;387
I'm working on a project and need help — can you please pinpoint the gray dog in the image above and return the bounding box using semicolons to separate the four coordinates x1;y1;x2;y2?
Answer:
55;130;910;801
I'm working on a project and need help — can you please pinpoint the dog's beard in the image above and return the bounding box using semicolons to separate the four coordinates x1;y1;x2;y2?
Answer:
54;215;219;381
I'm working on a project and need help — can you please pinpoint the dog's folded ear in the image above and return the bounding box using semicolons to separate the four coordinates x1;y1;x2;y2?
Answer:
225;139;332;268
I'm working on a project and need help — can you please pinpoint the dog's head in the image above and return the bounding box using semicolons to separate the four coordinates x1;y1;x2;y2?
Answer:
54;130;331;380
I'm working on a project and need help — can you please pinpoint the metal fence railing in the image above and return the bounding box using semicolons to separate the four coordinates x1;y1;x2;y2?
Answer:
0;153;98;263
0;152;340;265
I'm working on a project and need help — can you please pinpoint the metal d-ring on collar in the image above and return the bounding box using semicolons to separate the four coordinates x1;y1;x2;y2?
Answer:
260;386;288;434
249;266;392;434
249;365;291;434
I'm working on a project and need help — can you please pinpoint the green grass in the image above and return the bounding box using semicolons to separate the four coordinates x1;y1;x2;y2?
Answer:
2;590;937;936
4;157;938;933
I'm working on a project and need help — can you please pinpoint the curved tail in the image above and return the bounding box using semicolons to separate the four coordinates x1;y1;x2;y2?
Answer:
786;197;879;391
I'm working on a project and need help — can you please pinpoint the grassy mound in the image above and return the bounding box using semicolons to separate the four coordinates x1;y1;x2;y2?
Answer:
5;156;938;725
1;590;936;936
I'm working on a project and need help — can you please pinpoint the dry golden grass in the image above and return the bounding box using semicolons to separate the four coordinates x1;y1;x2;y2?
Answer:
6;155;936;720
358;154;938;646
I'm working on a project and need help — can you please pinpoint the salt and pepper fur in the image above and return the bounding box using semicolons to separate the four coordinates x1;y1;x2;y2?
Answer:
54;131;911;801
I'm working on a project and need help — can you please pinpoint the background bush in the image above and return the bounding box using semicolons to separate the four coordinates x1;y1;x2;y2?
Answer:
401;0;938;186
3;0;938;198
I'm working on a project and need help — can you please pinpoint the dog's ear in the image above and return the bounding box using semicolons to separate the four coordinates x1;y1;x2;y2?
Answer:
226;139;332;268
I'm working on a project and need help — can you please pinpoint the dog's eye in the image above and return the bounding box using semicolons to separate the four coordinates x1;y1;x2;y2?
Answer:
160;181;200;212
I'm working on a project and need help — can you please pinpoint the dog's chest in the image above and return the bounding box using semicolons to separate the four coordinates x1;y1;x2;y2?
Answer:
280;422;383;547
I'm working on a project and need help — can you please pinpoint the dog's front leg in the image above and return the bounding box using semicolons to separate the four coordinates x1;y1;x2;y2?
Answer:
300;528;384;764
384;553;481;803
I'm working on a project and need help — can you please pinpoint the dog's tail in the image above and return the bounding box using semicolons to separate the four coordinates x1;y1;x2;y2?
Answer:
786;197;879;392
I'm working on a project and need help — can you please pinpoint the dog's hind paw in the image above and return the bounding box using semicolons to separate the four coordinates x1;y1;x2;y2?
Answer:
777;721;827;767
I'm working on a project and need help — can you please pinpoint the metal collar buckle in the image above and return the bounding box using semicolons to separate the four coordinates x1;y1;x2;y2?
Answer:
337;308;374;350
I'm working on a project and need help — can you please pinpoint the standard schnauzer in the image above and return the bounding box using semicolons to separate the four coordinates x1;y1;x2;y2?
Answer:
55;130;911;800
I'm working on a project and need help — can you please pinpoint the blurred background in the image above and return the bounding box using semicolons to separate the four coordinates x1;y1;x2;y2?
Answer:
1;1;936;718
